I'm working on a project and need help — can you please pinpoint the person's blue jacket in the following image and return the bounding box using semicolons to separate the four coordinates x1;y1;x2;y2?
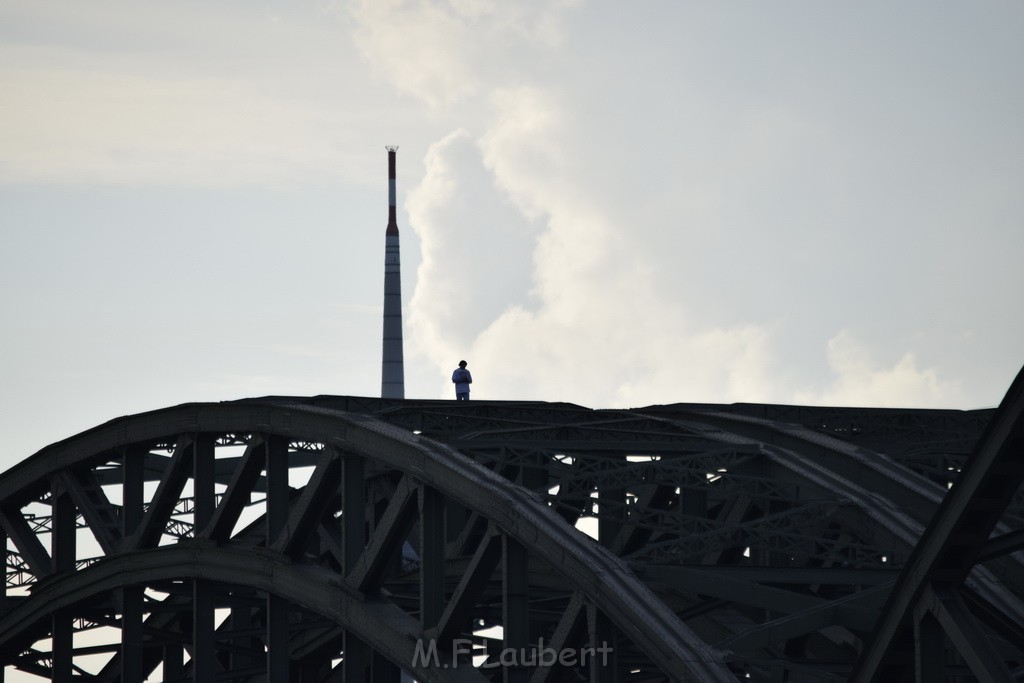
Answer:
452;367;472;394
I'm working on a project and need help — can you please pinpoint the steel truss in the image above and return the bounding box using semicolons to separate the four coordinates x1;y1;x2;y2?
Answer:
0;367;1021;682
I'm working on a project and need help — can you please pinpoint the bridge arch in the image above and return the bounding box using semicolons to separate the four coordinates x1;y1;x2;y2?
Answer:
0;401;733;681
3;375;1022;681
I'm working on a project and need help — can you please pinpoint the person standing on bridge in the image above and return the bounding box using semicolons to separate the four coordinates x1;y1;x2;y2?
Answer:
452;360;472;400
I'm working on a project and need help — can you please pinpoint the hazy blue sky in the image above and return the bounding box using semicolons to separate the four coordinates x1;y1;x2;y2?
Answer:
2;0;1023;469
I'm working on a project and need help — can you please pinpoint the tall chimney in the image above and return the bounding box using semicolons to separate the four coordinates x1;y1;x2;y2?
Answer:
381;146;405;398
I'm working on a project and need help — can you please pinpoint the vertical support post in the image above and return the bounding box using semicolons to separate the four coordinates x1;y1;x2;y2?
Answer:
299;656;331;682
122;446;145;683
194;435;215;529
369;481;401;683
267;436;289;544
587;606;618;683
193;581;216;683
503;536;529;683
266;435;290;681
164;642;184;681
680;486;706;529
193;436;216;683
51;485;75;570
520;451;548;492
122;585;144;682
915;610;944;683
231;591;256;672
51;479;75;681
598;455;625;549
420;486;445;629
372;657;401;682
268;596;290;681
342;455;366;571
598;486;625;548
343;454;367;682
446;499;468;547
123;445;145;542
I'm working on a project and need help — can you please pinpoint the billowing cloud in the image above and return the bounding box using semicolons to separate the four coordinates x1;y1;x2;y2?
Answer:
1;0;1016;454
348;0;580;109
797;330;962;408
406;129;537;364
390;1;989;409
406;84;784;407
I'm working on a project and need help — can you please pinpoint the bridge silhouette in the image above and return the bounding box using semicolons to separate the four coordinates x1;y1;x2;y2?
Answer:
1;368;1022;681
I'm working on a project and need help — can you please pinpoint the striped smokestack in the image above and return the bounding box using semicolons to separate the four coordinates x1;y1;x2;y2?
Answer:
381;146;405;398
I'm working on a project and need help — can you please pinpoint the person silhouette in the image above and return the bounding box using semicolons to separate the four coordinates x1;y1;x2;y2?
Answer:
452;360;472;400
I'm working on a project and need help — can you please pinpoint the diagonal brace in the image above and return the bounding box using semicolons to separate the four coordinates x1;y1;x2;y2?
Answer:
345;476;417;593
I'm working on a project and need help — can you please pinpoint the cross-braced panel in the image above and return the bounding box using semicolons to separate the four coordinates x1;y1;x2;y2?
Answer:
0;404;731;682
2;375;1023;682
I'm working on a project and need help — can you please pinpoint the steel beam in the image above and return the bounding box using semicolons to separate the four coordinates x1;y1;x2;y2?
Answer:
0;399;789;681
125;436;194;551
51;479;75;681
528;592;585;683
0;545;490;682
503;535;530;683
120;585;144;682
59;468;120;555
929;585;1014;682
1;505;51;581
852;366;1024;681
421;485;445;630
268;594;290;681
193;578;216;683
346;475;417;593
266;435;292;679
428;528;502;645
200;438;265;542
587;605;618;683
343;453;368;682
271;449;341;559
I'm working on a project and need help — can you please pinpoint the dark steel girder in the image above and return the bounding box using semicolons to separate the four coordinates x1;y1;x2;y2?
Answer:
852;364;1024;682
4;374;1022;682
0;401;735;682
0;544;488;683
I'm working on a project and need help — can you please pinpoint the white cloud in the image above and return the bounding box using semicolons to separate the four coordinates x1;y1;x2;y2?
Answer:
350;1;1020;411
2;0;1018;430
406;85;782;407
399;49;966;410
347;0;580;109
407;129;538;364
796;330;961;408
470;307;779;408
348;0;478;109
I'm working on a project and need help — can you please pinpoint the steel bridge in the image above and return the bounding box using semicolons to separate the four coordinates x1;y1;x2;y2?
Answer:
1;366;1022;682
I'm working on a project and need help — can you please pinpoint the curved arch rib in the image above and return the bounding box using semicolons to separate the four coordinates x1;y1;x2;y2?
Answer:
0;401;736;682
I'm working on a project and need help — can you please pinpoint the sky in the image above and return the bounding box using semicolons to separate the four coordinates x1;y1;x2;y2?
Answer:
2;0;1023;471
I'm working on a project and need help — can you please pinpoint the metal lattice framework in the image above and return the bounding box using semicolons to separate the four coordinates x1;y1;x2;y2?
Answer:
1;366;1022;682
